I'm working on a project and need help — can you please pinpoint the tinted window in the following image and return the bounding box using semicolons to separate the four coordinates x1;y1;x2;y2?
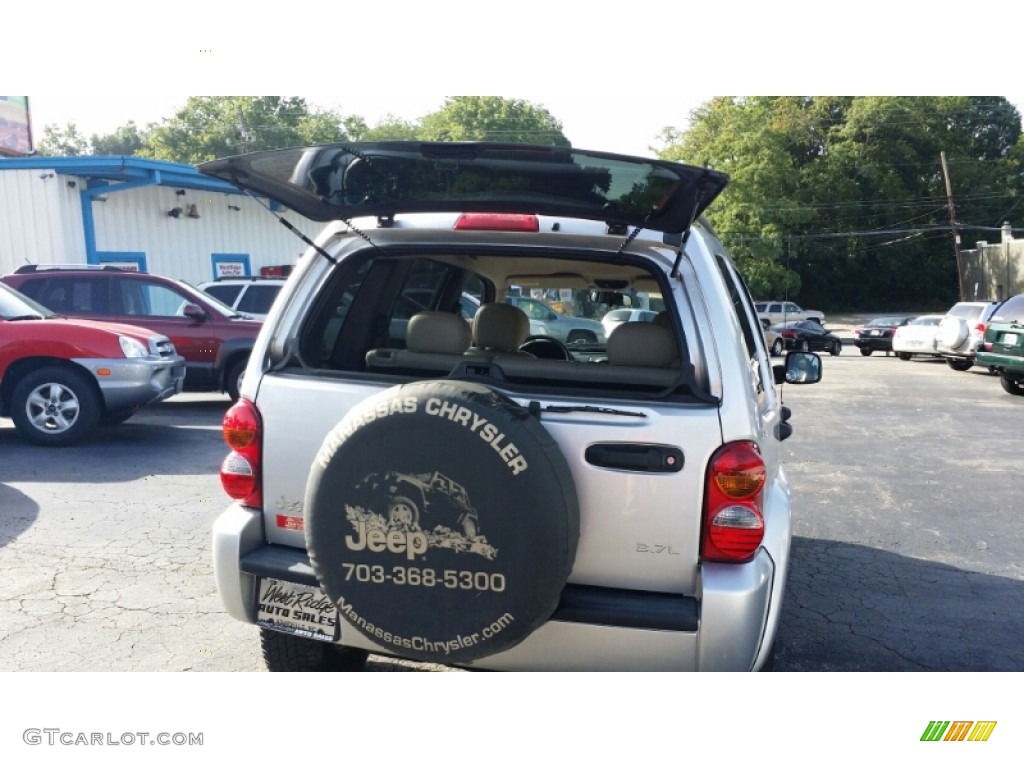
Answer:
238;284;282;314
204;284;243;305
119;279;189;317
22;277;108;315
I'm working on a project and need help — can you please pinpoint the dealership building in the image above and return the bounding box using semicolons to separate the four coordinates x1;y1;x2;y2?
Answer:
0;155;321;283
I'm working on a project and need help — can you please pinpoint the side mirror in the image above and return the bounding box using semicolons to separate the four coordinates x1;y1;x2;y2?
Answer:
775;351;822;385
182;303;206;320
548;311;558;321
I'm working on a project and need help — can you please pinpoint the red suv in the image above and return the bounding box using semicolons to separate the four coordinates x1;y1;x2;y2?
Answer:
0;282;185;445
2;266;263;400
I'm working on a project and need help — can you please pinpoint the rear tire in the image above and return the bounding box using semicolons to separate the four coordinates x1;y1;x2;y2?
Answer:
830;340;842;356
770;338;784;357
226;357;247;402
1000;376;1024;396
260;629;369;672
860;348;872;356
947;358;973;372
897;352;912;361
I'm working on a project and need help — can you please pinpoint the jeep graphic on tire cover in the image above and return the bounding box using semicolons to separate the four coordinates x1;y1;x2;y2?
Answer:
304;380;580;664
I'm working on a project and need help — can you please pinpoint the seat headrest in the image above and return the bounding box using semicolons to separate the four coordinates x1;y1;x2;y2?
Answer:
472;303;531;351
406;311;471;354
607;322;677;368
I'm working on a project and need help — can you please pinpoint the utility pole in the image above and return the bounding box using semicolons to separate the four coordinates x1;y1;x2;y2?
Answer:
940;151;965;300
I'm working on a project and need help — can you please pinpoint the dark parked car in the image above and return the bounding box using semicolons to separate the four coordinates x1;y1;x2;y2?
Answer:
976;293;1024;396
773;319;842;356
853;316;913;356
1;266;263;401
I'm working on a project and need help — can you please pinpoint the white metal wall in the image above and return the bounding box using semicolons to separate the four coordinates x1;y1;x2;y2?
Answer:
0;169;80;270
0;169;325;284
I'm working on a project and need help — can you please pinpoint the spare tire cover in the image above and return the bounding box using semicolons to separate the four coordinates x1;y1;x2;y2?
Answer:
305;380;579;664
938;317;968;348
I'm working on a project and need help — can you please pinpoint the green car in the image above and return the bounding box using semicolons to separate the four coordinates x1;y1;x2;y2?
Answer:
976;293;1024;396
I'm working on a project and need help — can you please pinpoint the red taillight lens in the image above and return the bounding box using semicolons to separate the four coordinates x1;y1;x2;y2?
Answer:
703;442;766;563
221;398;262;507
453;213;539;232
975;322;987;335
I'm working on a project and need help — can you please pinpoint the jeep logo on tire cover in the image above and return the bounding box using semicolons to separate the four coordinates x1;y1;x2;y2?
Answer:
305;380;580;664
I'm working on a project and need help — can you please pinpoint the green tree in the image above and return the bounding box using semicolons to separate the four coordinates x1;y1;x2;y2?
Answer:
142;96;352;164
418;97;570;145
657;96;1023;309
37;122;89;156
90;121;146;156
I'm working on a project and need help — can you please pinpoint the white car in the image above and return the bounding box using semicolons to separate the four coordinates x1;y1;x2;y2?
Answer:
198;277;286;321
199;141;821;672
754;301;825;326
891;314;943;360
600;308;658;338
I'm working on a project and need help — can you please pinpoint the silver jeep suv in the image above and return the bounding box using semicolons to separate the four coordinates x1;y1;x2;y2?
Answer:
199;142;821;672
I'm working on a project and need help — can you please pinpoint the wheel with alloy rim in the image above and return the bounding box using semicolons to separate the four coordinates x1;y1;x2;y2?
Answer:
304;379;580;665
771;338;784;357
11;366;101;446
1000;376;1024;396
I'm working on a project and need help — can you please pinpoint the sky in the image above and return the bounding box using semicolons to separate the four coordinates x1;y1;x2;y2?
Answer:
8;2;1024;158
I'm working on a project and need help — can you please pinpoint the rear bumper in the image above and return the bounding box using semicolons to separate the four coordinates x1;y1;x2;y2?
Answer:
854;337;892;351
975;350;1024;374
72;355;186;410
213;503;780;671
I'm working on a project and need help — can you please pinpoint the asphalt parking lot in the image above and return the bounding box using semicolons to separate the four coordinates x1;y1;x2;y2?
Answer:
0;350;1021;672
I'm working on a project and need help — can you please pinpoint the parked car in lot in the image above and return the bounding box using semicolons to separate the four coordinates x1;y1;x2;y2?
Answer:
504;295;606;345
760;318;784;357
198;140;822;672
892;314;943;360
0;282;185;445
755;301;825;326
772;319;842;356
934;300;1000;371
1;266;263;401
976;293;1024;396
853;316;913;356
600;308;658;338
198;276;286;321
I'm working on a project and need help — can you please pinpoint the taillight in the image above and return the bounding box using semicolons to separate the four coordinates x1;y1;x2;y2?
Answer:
702;442;766;563
221;398;262;507
975;322;987;335
453;213;539;232
853;327;862;336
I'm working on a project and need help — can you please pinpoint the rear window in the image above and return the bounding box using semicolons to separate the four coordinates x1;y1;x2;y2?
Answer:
948;304;984;320
910;316;940;326
293;250;702;400
991;295;1024;323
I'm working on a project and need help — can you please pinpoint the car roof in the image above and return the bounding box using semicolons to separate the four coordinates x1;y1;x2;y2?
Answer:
197;141;729;234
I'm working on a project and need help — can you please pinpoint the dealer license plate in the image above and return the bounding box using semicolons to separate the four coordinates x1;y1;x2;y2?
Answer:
907;340;922;347
255;578;338;641
1001;333;1018;346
